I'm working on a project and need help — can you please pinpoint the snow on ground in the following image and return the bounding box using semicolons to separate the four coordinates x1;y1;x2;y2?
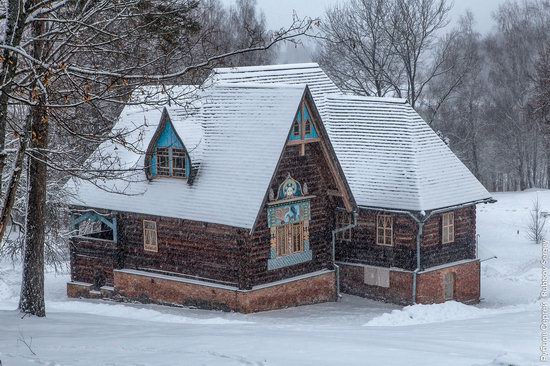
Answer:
0;191;545;365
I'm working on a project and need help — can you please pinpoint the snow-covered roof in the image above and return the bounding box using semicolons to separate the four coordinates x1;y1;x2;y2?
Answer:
322;94;491;211
211;63;340;103
68;83;307;229
211;64;491;211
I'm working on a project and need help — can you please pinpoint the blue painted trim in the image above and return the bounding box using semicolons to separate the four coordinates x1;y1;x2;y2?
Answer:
288;102;319;141
267;241;311;270
151;119;187;178
71;211;118;242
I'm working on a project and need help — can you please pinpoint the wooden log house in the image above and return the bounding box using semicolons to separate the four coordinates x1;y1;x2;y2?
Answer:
67;64;493;312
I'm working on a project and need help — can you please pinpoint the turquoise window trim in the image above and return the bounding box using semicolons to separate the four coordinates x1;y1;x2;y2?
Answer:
268;241;311;270
150;119;189;178
288;102;319;142
71;211;117;243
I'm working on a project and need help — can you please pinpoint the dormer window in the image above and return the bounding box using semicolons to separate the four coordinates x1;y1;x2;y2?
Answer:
156;147;186;178
145;109;192;181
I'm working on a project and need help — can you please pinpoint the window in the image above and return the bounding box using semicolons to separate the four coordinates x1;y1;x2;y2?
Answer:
292;120;300;136
171;148;186;177
156;147;186;178
143;220;158;252
156;147;170;176
442;212;455;244
304;118;311;135
274;221;306;256
78;220;102;236
72;212;116;242
336;210;352;241
376;214;393;246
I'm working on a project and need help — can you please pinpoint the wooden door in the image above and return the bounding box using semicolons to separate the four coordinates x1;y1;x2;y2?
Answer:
444;272;455;301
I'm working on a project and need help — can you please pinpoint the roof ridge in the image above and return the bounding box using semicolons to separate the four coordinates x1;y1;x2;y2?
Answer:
213;82;306;90
214;63;320;74
325;92;408;104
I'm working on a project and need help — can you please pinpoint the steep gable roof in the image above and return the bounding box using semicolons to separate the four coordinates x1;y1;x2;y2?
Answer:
211;63;491;212
67;83;309;229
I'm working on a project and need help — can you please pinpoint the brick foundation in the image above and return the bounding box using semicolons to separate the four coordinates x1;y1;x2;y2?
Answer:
416;260;480;304
338;263;413;305
67;269;336;313
339;259;480;305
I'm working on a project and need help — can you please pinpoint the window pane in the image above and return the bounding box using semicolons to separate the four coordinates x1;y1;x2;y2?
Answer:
156;148;170;176
292;120;300;136
172;148;186;177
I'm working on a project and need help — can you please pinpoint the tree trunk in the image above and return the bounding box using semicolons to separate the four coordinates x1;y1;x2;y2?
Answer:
19;10;49;317
19;103;48;317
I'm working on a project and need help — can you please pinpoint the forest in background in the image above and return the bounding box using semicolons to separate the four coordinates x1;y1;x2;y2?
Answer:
314;0;550;192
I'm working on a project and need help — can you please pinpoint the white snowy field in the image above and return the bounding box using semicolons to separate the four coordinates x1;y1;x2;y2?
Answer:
0;191;545;366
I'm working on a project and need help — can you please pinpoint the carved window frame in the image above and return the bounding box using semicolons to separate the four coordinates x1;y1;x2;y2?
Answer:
143;220;158;252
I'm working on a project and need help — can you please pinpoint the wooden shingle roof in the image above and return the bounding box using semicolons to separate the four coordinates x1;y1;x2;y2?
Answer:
68;83;308;229
213;63;491;211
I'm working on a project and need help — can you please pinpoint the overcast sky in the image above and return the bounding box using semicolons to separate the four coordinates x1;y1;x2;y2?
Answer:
221;0;509;34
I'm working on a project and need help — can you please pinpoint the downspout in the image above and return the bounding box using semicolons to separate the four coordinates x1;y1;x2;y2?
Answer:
360;198;495;304
331;211;358;300
412;219;424;304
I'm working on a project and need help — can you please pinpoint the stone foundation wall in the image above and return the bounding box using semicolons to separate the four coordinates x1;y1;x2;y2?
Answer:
68;269;337;313
339;263;413;305
416;260;480;304
339;259;480;305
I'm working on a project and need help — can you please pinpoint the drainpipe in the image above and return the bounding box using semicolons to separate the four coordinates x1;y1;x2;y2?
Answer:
331;211;358;300
360;198;495;305
412;219;424;304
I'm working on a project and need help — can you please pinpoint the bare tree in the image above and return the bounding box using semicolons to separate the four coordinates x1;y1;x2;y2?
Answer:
317;0;400;97
484;0;550;191
316;0;469;114
0;0;314;316
385;0;453;108
527;197;547;244
427;12;488;179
